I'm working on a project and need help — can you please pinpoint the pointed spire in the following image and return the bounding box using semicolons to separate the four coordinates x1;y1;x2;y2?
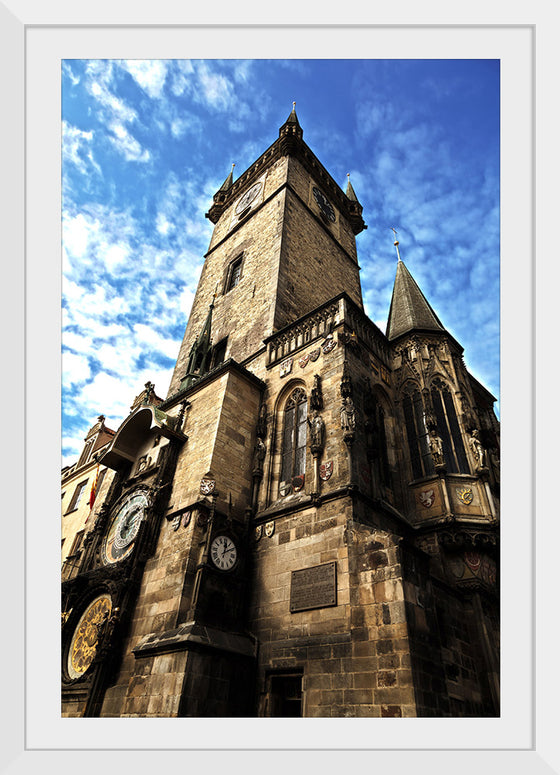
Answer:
286;101;300;126
218;163;235;193
279;101;303;141
196;296;215;352
386;244;445;341
345;173;359;203
181;296;216;388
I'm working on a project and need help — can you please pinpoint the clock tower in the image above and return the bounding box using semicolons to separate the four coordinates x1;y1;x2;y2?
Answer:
62;106;500;718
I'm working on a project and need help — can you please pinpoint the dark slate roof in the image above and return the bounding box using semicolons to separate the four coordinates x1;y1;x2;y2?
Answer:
386;259;445;341
284;102;301;127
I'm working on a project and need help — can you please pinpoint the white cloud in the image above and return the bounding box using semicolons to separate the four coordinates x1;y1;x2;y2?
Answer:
104;242;131;270
169;60;195;97
132;323;182;361
119;60;168;99
107;121;151;163
156;212;172;236
62;351;91;386
62;122;97;175
63;211;99;259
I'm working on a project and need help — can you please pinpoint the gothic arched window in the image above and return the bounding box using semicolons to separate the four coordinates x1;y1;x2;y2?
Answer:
402;385;433;480
377;405;391;487
430;379;468;473
280;387;307;492
365;392;391;489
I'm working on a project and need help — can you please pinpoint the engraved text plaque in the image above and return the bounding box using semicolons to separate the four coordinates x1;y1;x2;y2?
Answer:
290;561;337;613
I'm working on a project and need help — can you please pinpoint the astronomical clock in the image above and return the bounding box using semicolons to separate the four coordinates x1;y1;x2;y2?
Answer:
61;394;188;716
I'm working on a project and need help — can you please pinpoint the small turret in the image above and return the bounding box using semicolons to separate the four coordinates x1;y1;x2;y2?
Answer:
386;232;446;341
181;298;215;389
205;163;235;223
345;173;367;235
279;102;304;153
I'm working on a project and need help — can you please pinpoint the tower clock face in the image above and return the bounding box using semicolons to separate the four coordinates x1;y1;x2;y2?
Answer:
235;182;262;215
312;186;336;222
210;534;238;571
102;491;150;564
67;594;112;680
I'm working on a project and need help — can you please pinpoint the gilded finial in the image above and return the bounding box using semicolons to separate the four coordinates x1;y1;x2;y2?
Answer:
390;227;402;262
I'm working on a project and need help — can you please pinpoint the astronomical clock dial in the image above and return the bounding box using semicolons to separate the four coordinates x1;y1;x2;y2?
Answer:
102;491;150;564
210;534;238;572
312;186;336;222
234;182;262;215
67;594;112;680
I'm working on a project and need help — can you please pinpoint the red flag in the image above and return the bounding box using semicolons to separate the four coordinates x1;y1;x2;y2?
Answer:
85;464;99;522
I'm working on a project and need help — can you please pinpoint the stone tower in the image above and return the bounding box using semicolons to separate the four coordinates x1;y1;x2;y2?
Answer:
61;107;499;718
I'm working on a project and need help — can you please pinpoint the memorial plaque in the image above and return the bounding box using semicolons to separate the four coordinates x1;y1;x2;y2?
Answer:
290;562;337;613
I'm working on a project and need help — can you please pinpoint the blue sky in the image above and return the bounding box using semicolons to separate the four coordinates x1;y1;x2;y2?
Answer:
61;58;500;467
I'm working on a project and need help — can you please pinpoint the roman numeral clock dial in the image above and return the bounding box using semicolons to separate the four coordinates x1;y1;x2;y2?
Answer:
210;534;238;571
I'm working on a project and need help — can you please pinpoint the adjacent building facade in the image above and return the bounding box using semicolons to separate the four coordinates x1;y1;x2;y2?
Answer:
61;107;500;718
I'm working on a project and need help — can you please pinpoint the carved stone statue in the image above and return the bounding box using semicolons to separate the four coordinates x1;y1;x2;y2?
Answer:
469;429;487;469
340;397;356;433
308;410;325;453
310;374;323;411
252;437;266;475
94;607;120;660
256;402;267;439
429;428;444;467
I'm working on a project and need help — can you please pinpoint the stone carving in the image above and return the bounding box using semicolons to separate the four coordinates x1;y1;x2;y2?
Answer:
136;455;151;474
256;402;267;439
94;607;121;661
309;348;321;362
457;487;474;505
340;397;356;433
341;360;353;398
280;358;293;377
428;428;445;467
252;437;266;475
322;334;336;354
419;489;435;508
469;429;487;469
310;374;323;411
143;381;155;404
459;393;477;432
308;410;325;454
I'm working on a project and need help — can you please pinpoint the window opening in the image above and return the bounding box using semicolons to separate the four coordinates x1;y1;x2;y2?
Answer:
280;388;307;493
226;256;243;292
66;480;88;513
430;382;468;473
402;388;433;479
212;338;228;368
